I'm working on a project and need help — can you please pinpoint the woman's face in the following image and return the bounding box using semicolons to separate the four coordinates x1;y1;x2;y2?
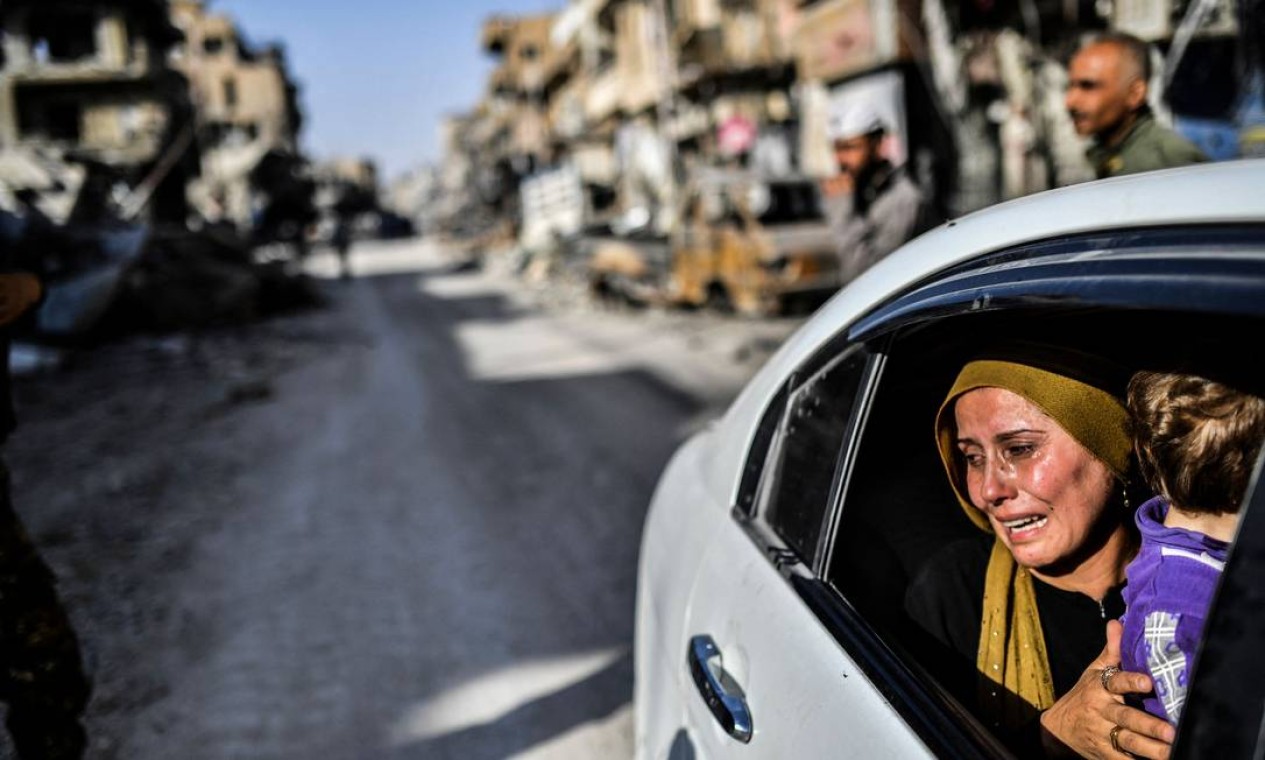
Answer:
954;387;1117;570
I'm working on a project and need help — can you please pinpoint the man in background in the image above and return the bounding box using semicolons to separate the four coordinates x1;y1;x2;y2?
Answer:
0;206;91;760
332;213;354;280
821;104;937;286
1066;32;1208;178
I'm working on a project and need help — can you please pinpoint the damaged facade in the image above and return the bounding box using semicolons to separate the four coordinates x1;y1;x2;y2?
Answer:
169;0;304;231
0;0;196;224
437;0;1263;263
0;0;319;346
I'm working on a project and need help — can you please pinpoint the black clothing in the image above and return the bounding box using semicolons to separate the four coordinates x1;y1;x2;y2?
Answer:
0;464;90;760
0;214;91;759
904;535;1124;708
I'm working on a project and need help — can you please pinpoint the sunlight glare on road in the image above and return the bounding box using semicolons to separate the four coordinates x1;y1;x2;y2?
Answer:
453;317;639;382
417;272;507;299
387;647;628;746
305;240;447;279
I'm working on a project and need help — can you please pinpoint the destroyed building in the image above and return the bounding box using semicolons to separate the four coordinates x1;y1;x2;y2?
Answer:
430;108;518;249
531;0;678;244
168;0;305;232
478;13;559;237
666;0;797;176
437;0;1262;264
0;0;198;224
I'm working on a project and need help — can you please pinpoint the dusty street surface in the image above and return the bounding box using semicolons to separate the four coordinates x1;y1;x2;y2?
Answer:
5;238;803;759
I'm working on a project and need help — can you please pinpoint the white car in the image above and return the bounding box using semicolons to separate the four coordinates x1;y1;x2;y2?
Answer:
633;159;1265;759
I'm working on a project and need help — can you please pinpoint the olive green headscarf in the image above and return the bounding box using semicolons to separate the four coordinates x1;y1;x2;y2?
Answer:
934;359;1132;730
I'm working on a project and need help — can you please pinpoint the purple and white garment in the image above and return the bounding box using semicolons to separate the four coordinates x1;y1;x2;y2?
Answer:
1119;497;1228;725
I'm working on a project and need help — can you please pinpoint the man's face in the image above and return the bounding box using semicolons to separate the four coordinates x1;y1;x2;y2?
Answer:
833;133;881;179
1065;43;1146;140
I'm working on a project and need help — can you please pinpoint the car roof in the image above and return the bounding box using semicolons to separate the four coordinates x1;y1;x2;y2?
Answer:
704;158;1265;504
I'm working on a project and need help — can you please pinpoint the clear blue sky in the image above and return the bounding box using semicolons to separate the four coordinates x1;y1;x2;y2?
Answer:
213;0;562;183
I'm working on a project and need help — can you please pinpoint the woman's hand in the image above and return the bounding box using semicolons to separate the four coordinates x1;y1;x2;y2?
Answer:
1039;620;1176;759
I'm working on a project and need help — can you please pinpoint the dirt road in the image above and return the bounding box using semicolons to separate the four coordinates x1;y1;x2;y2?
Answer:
6;239;802;759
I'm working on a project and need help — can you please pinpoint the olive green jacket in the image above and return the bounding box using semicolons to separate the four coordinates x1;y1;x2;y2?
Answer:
1087;111;1209;179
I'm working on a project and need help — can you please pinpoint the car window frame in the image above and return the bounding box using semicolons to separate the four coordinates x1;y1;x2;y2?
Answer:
738;343;879;571
729;223;1265;759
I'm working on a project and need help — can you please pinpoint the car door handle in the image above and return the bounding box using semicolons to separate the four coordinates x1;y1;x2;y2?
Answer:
687;634;753;743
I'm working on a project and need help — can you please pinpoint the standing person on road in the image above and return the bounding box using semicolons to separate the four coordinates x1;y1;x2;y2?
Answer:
0;209;92;760
332;214;354;280
1066;33;1208;179
820;104;937;287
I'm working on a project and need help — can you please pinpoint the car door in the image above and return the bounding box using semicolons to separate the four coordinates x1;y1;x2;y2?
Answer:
672;346;936;758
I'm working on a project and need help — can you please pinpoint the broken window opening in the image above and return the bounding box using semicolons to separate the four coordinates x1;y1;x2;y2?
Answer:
28;10;98;63
20;101;83;142
204;37;225;55
223;77;238;111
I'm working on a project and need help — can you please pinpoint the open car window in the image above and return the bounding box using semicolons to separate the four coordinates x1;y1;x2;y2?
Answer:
755;347;870;563
725;225;1265;757
815;228;1265;757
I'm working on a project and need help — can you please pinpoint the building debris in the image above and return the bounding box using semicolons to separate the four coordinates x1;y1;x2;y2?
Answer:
0;1;324;354
428;0;1259;308
169;0;305;233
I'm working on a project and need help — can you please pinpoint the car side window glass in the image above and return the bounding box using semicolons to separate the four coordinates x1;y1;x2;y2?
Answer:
735;385;788;516
759;348;868;563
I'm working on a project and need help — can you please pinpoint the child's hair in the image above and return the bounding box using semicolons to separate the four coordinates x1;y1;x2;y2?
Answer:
1127;371;1265;514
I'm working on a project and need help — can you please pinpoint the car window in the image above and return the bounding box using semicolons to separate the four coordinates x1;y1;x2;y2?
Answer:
734;385;787;516
726;225;1265;759
755;347;868;563
827;305;1265;756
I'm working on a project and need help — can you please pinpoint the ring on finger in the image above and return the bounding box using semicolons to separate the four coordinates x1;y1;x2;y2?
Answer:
1100;665;1122;691
1109;723;1124;753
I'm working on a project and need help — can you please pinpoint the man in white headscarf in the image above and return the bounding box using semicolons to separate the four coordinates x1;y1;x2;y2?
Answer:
822;103;938;285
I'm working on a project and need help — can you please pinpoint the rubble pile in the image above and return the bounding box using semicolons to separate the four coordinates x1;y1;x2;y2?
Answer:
103;226;322;337
0;0;327;361
1;171;323;350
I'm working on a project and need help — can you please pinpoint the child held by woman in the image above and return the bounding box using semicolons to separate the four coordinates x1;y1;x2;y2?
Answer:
1121;371;1265;724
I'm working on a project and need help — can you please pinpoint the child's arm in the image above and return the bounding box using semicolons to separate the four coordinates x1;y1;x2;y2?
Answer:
1143;608;1210;725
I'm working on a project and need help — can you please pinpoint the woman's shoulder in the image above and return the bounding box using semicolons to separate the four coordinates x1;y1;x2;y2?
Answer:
912;533;991;583
903;533;991;664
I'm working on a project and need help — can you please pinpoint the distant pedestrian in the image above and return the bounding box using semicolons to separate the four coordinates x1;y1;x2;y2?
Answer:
1065;33;1208;179
332;215;354;280
0;210;91;760
821;103;938;287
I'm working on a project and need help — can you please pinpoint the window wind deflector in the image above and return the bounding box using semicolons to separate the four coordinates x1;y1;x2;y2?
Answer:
850;241;1265;342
